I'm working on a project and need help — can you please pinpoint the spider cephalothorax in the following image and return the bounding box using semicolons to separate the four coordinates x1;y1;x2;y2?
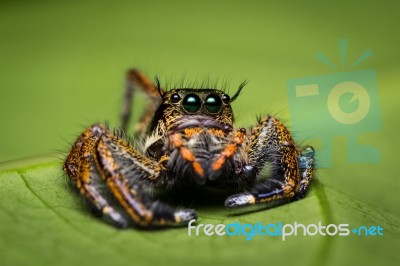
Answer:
150;88;238;132
145;88;244;187
64;69;315;228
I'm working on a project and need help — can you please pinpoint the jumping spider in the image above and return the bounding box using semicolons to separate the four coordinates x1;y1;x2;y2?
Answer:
64;69;315;228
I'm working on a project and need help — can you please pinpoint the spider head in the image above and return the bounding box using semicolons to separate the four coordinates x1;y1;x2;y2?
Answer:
150;84;245;134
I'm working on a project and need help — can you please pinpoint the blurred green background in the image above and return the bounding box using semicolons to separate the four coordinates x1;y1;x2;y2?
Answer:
0;0;399;265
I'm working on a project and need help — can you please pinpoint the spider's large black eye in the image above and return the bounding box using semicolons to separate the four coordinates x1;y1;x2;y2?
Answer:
182;94;201;113
205;94;222;114
171;93;181;103
222;94;230;104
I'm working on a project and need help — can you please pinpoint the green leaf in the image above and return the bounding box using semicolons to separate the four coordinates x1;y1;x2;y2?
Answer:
0;156;399;266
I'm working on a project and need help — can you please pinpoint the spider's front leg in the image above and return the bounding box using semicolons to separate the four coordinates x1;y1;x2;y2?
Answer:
64;124;196;228
225;115;315;209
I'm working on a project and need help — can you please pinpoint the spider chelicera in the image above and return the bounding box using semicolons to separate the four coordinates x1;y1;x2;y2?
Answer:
64;69;315;228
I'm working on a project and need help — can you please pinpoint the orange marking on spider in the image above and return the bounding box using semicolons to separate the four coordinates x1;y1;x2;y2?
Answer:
180;147;195;161
208;128;225;137
170;132;204;176
107;177;153;225
212;130;246;171
169;133;183;147
222;144;237;157
192;161;204;176
184;127;202;138
212;157;225;171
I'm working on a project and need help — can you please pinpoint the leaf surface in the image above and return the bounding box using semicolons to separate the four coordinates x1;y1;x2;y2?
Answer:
0;157;398;266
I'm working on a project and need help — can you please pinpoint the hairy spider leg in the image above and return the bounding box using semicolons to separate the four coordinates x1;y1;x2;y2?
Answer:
225;115;315;208
212;128;246;171
121;69;164;135
208;128;246;180
169;133;205;181
64;125;128;228
297;146;315;198
65;124;196;227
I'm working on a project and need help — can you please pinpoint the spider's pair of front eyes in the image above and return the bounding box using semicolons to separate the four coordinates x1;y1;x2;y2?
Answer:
170;93;230;114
